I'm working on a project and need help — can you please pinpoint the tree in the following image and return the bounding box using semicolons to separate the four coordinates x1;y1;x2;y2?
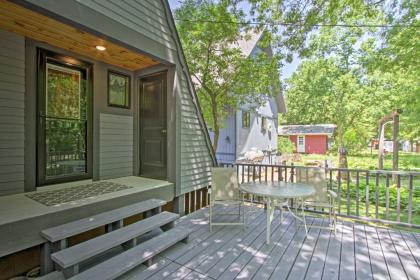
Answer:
175;0;280;152
284;58;378;167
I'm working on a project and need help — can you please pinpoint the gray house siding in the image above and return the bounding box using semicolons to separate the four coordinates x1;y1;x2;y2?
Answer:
236;98;278;157
99;114;134;180
179;75;213;194
209;112;236;164
1;0;215;195
210;43;280;164
0;30;25;196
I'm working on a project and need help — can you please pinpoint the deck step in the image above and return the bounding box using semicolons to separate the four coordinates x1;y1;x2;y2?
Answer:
41;198;166;242
51;211;179;269
69;226;190;280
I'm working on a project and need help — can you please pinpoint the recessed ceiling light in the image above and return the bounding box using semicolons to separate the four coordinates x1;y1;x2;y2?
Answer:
95;45;106;51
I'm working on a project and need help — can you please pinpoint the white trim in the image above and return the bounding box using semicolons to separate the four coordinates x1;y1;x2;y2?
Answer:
297;135;305;153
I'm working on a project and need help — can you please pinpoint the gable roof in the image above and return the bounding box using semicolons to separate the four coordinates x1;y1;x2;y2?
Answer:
279;124;336;136
162;0;217;166
234;30;264;57
235;29;287;114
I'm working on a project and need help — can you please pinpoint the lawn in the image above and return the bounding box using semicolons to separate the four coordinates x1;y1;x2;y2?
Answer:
290;150;420;171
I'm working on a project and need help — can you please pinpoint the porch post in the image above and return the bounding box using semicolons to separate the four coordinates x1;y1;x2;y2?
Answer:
173;194;185;216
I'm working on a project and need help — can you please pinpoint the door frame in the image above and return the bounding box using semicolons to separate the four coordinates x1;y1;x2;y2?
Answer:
138;71;168;180
297;135;305;153
36;48;93;186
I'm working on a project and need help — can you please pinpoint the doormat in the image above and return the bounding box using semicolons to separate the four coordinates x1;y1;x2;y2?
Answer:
26;181;132;206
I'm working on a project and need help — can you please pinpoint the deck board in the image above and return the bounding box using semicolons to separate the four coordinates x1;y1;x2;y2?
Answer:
353;224;373;280
117;205;419;280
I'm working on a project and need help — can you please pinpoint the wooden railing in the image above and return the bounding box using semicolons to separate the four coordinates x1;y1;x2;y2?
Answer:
221;162;420;228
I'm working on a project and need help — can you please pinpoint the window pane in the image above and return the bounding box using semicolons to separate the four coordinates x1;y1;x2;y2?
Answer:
45;63;87;178
242;111;250;128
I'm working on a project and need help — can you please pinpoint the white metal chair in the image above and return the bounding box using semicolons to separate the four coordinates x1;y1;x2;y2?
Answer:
295;167;337;232
208;167;245;231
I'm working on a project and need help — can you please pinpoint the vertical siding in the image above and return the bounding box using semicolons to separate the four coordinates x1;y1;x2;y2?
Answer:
0;30;25;195
99;113;134;179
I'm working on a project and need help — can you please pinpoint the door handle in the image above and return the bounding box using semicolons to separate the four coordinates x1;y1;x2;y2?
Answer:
161;129;167;135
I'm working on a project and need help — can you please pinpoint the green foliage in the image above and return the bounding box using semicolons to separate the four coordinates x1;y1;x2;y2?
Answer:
175;0;281;151
338;181;420;216
278;137;294;154
281;0;419;157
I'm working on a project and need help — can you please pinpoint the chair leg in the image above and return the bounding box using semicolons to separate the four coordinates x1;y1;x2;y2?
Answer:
279;207;283;223
209;203;212;232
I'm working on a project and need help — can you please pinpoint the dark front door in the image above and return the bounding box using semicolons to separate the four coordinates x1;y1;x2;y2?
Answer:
139;72;167;179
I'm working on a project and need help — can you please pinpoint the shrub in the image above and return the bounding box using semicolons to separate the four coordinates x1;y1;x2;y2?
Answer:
278;137;295;154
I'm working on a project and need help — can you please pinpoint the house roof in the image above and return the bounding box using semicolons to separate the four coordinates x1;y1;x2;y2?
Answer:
233;30;264;57
235;30;286;114
278;124;336;136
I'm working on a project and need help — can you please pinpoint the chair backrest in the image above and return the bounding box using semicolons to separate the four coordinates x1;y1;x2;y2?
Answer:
295;167;328;202
211;167;240;202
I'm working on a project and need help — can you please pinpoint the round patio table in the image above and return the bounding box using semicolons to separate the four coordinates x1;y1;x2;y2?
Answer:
240;181;315;244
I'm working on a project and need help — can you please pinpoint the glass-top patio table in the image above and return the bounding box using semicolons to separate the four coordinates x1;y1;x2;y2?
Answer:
240;181;315;244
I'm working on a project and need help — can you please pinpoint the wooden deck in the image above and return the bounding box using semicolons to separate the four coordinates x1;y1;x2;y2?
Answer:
120;204;420;280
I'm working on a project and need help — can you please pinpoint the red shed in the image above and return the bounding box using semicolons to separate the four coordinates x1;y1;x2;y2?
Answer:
278;124;336;154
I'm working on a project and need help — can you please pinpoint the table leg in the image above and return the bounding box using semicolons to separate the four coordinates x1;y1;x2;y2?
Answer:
266;198;275;244
300;197;308;234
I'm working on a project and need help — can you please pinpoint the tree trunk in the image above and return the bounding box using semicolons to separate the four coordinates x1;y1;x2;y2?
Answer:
210;96;219;153
338;146;349;180
338;146;348;169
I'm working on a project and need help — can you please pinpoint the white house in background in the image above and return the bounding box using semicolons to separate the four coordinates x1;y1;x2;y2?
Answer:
208;31;287;164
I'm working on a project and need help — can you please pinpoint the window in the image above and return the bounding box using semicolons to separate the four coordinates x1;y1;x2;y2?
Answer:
37;49;92;185
261;117;267;131
242;111;250;128
108;71;130;108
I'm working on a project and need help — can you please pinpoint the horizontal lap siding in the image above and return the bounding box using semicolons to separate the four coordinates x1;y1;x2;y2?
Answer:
76;0;176;51
0;30;25;195
78;0;215;194
179;76;212;195
99;114;133;179
42;0;215;194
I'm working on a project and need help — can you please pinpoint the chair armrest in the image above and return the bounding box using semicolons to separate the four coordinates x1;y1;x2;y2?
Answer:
327;190;337;198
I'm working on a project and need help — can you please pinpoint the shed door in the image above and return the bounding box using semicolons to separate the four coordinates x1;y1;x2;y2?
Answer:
139;72;167;179
297;135;305;153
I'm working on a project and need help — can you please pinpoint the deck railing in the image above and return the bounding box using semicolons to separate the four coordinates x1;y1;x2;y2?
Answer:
220;162;420;228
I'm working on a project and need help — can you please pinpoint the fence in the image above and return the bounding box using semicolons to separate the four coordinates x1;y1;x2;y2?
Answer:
221;162;420;228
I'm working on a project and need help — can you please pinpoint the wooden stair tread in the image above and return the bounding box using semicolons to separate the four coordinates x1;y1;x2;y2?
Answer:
51;211;179;268
69;227;190;280
41;199;166;242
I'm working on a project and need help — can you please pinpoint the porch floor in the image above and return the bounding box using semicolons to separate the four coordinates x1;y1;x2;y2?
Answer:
120;204;420;280
0;176;174;258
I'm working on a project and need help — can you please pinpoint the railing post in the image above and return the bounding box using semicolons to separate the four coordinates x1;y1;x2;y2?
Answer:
356;171;360;217
408;175;413;224
365;171;370;217
337;170;342;214
346;170;351;215
397;174;401;222
385;174;390;220
375;173;379;219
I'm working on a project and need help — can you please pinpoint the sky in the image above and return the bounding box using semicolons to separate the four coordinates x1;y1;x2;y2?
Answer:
167;0;301;81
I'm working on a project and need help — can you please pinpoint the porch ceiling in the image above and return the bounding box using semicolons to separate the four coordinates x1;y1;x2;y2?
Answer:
0;0;159;71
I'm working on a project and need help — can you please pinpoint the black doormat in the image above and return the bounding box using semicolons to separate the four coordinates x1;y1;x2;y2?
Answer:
26;181;132;206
